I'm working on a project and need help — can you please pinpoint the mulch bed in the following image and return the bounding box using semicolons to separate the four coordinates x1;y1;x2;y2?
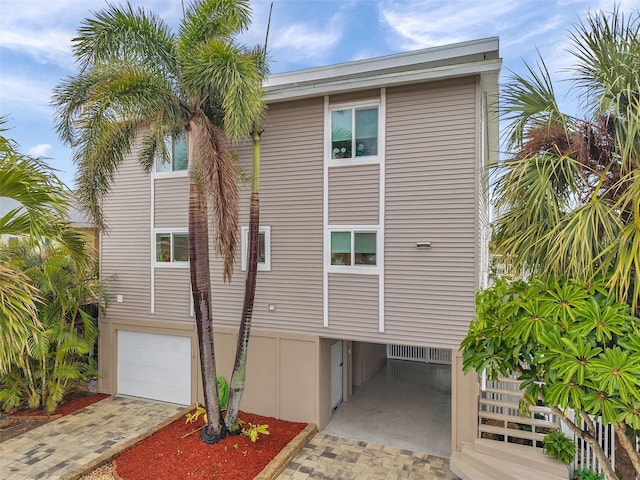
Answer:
114;412;307;480
0;392;109;442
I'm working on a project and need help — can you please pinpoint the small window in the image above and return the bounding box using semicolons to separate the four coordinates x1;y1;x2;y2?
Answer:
241;226;271;272
331;107;378;159
331;231;376;266
155;232;188;264
156;134;188;173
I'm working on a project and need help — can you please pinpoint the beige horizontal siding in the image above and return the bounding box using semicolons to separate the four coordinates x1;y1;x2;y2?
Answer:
154;176;188;228
101;143;152;320
327;273;379;337
153;268;191;322
330;89;380;104
328;165;379;225
211;97;325;333
384;77;478;348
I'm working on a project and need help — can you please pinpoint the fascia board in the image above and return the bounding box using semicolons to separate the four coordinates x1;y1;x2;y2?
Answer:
265;59;502;103
264;37;499;89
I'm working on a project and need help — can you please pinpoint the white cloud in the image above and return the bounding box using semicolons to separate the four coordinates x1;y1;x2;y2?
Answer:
269;14;345;61
0;75;55;115
28;144;53;157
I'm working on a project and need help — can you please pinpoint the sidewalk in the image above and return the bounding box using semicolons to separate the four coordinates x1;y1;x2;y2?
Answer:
0;396;187;480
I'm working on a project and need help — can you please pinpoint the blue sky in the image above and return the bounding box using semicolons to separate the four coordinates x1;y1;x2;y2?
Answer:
1;0;638;187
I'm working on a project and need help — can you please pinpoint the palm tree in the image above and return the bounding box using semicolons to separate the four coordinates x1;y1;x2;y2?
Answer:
493;7;640;314
53;0;264;443
0;122;85;373
224;9;271;433
492;8;640;478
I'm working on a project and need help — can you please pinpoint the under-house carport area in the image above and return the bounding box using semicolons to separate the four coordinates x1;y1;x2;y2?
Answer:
323;341;452;457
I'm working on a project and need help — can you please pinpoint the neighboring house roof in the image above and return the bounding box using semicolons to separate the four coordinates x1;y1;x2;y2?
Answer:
264;37;500;102
0;196;93;229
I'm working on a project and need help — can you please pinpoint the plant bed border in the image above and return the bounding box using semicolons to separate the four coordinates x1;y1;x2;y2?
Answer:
68;402;317;480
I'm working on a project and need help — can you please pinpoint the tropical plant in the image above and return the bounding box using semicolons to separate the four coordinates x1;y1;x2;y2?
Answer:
544;430;576;465
461;276;640;480
0;120;86;373
574;467;605;480
484;8;640;478
224;4;271;434
0;241;105;414
52;0;264;443
492;7;640;315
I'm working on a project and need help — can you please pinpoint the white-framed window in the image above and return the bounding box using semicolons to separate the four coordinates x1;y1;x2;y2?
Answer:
241;225;271;272
155;134;188;175
328;228;378;273
154;230;188;266
330;103;379;162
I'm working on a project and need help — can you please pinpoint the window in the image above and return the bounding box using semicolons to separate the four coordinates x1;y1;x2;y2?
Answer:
330;231;376;266
331;106;378;159
241;226;271;271
155;134;188;173
155;231;188;264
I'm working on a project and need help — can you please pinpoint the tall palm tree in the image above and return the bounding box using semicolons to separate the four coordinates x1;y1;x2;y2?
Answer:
53;0;264;443
225;9;271;433
493;7;640;314
0;122;85;373
492;8;640;477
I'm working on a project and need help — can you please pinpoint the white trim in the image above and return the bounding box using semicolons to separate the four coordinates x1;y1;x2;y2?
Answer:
150;174;155;314
152;228;189;268
266;61;501;103
328;101;380;166
323;96;330;328
327;226;380;275
378;87;386;333
265;37;499;89
240;225;271;272
154;170;189;179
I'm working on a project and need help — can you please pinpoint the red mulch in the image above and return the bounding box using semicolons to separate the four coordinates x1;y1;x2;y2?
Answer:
11;392;110;417
114;412;307;480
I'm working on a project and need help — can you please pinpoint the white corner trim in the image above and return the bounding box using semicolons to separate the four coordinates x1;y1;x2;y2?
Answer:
150;173;155;314
323;95;330;328
378;87;386;333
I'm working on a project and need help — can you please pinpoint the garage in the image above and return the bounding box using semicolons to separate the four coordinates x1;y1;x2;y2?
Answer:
117;331;191;405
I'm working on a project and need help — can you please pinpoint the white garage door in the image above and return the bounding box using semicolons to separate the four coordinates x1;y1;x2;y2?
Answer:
117;331;191;405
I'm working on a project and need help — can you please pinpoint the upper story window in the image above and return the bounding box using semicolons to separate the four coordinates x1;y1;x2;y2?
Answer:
156;134;188;174
331;106;379;159
155;230;188;265
241;225;271;272
330;230;376;267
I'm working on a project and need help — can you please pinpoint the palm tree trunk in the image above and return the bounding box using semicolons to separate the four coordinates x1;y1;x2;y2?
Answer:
225;131;261;433
189;181;225;444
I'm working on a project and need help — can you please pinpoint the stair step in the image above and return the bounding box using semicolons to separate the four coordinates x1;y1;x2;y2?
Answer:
449;451;496;480
458;443;568;480
473;438;568;476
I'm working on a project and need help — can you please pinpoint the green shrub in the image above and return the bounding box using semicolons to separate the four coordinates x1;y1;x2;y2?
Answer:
543;430;576;465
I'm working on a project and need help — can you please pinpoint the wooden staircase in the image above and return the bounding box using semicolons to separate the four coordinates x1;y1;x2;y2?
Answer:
450;438;569;480
450;375;569;479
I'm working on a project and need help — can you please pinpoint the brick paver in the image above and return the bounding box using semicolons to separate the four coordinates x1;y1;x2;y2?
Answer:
277;433;458;480
0;396;186;480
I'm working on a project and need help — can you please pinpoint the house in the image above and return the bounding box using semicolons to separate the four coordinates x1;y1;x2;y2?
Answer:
0;197;97;252
97;37;502;467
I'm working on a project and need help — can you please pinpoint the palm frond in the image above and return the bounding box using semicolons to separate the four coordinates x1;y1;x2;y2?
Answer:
183;39;264;140
193;114;239;282
73;2;177;75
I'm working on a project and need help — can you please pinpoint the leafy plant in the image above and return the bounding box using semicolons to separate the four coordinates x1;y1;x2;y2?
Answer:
0;242;105;414
462;275;640;480
574;468;605;480
543;430;576;465
186;404;208;424
239;420;269;443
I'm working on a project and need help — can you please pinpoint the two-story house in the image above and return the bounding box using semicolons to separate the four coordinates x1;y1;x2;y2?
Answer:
96;37;501;464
